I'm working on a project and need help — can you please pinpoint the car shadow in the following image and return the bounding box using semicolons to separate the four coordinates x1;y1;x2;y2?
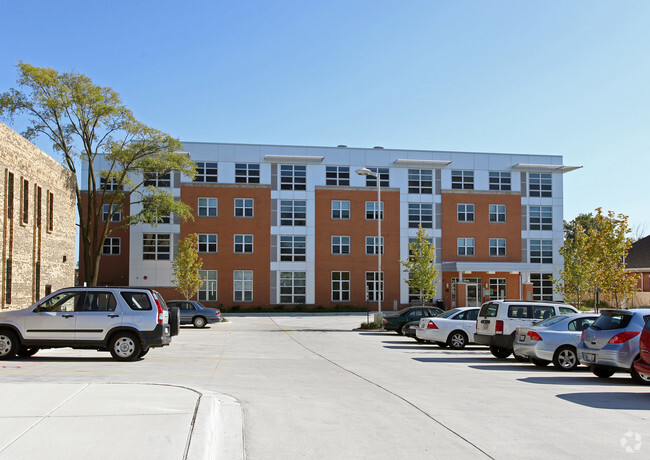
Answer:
13;356;121;363
414;356;500;363
517;374;641;387
556;392;650;409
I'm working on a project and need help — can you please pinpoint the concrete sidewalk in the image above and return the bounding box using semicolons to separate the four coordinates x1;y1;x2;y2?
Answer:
0;383;243;460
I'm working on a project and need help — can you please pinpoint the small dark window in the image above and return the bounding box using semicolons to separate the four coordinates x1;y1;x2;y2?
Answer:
36;186;42;228
7;172;14;219
508;305;531;319
22;179;29;224
479;303;498;318
591;313;632;330
5;258;12;304
120;292;153;310
48;191;54;231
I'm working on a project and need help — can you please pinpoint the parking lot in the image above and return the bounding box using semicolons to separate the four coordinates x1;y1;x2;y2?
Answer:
2;314;650;459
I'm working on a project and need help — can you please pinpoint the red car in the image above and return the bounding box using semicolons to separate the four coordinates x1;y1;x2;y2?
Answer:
633;322;650;379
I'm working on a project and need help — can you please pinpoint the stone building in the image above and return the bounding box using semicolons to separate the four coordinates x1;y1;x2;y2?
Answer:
0;121;76;309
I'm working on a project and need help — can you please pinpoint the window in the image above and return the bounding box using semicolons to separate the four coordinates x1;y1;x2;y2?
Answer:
280;236;306;261
194;162;218;182
457;204;474;222
280;164;306;190
4;257;11;304
234;198;254;218
365;201;383;220
36;186;42;229
234;234;254;254
198;234;218;253
529;206;552;230
100;176;122;191
47;191;54;231
530;239;553;263
489;172;511;191
121;292;153;310
531;273;553;300
331;236;350;255
156;213;171;224
408;169;433;194
7;172;14;219
102;204;121;222
198;197;218;217
21;178;28;224
234;270;253;302
39;291;83;312
143;233;171;260
489;238;506;256
81;292;117;312
365;271;384;302
280;200;306;226
280;271;306;304
451;170;473;190
529;173;552;197
489;278;506;300
325;166;350;186
331;200;350;219
198;270;217;301
144;171;171;187
235;163;260;184
332;271;350;302
365;168;389;188
365;236;384;255
103;237;121;255
408;203;433;228
489;204;506;223
457;238;475;256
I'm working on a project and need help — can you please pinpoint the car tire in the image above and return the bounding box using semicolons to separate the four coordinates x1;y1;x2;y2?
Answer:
138;347;150;358
447;331;468;350
436;342;448;348
631;362;650;385
513;352;529;362
591;367;616;379
0;330;18;360
553;346;578;371
415;338;426;343
531;358;550;367
490;346;512;359
193;316;207;328
397;324;406;335
16;347;39;358
169;307;180;336
109;332;141;362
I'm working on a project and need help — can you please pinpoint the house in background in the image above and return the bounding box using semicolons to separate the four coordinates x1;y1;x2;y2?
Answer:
626;234;650;306
0;121;76;309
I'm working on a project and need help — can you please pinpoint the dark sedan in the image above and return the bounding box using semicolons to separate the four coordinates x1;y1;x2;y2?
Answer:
166;300;221;328
383;306;444;335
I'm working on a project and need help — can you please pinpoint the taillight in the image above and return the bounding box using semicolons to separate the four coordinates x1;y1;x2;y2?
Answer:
154;297;163;324
608;331;640;344
427;321;438;329
496;320;504;335
527;331;543;341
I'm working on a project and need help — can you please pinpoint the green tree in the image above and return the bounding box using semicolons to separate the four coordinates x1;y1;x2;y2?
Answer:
0;62;196;285
400;226;439;304
172;234;204;300
555;222;593;307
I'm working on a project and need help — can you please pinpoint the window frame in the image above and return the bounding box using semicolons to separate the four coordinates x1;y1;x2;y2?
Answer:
331;235;351;255
408;169;433;194
280;164;307;191
102;237;121;256
489;171;511;191
529;173;552;197
331;200;350;220
142;233;171;260
489;238;507;257
365;236;384;255
530;239;553;264
194;161;218;183
234;234;254;254
198;234;218;253
235;163;260;184
325;166;350;186
457;238;475;256
198;270;218;301
408;203;433;228
234;270;253;302
457;203;475;222
451;170;474;190
198;197;218;217
279;271;307;304
331;271;351;302
365;201;384;220
529;206;552;231
234;198;254;218
279;200;307;226
279;235;307;262
489;204;506;223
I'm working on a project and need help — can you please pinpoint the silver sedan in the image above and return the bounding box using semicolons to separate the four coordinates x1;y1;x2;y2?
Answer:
513;314;598;370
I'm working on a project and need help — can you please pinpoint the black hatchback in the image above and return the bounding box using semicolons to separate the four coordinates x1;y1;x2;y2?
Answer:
384;306;444;335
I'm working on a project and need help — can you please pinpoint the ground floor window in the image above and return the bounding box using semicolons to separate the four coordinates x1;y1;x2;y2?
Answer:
234;270;253;302
280;271;306;304
365;271;384;302
331;271;350;302
531;273;553;300
198;270;217;301
489;278;507;300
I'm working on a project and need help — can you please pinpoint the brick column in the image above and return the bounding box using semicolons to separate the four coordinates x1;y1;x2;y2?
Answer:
456;282;466;307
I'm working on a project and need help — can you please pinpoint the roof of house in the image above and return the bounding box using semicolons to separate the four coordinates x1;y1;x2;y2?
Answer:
627;235;650;269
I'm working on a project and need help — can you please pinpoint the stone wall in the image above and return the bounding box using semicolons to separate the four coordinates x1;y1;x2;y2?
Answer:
0;121;76;309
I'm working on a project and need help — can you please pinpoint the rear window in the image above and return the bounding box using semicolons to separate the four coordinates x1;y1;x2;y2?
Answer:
591;313;632;331
508;305;531;319
559;306;577;314
479;303;498;318
535;315;567;328
120;292;153;311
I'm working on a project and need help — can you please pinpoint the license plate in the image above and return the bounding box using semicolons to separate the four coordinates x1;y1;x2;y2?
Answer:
519;335;526;342
584;353;597;363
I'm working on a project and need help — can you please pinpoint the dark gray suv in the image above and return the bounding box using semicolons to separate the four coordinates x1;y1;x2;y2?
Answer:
0;287;179;361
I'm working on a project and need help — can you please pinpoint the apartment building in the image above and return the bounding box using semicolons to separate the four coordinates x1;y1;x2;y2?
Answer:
0;122;76;309
82;142;579;309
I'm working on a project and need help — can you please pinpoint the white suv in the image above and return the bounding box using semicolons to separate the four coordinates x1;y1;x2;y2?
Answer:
0;287;179;361
475;300;578;359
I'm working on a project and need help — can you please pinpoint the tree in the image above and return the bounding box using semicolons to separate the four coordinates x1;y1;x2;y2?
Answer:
555;222;593;307
0;62;196;285
172;234;204;300
400;226;439;304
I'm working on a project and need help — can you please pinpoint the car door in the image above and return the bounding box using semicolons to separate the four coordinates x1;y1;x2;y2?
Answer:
462;309;479;340
180;302;197;324
567;316;596;346
23;290;83;341
74;291;122;341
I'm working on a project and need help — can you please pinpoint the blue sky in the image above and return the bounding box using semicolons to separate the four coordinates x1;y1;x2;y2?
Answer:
2;0;649;234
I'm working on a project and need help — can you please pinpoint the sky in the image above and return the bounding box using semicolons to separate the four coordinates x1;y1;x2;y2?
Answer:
1;0;649;235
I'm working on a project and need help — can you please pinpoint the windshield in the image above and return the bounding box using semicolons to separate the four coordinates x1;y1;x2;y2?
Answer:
438;308;461;319
533;315;566;328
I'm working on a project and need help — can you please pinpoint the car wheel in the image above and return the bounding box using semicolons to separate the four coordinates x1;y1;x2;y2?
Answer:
138;347;150;358
513;352;529;362
631;363;650;385
531;358;550;367
490;346;512;359
0;330;18;360
397;324;406;335
447;331;468;350
193;316;207;328
415;338;426;343
169;307;180;336
16;347;39;358
591;367;616;379
109;332;141;361
553;346;578;371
